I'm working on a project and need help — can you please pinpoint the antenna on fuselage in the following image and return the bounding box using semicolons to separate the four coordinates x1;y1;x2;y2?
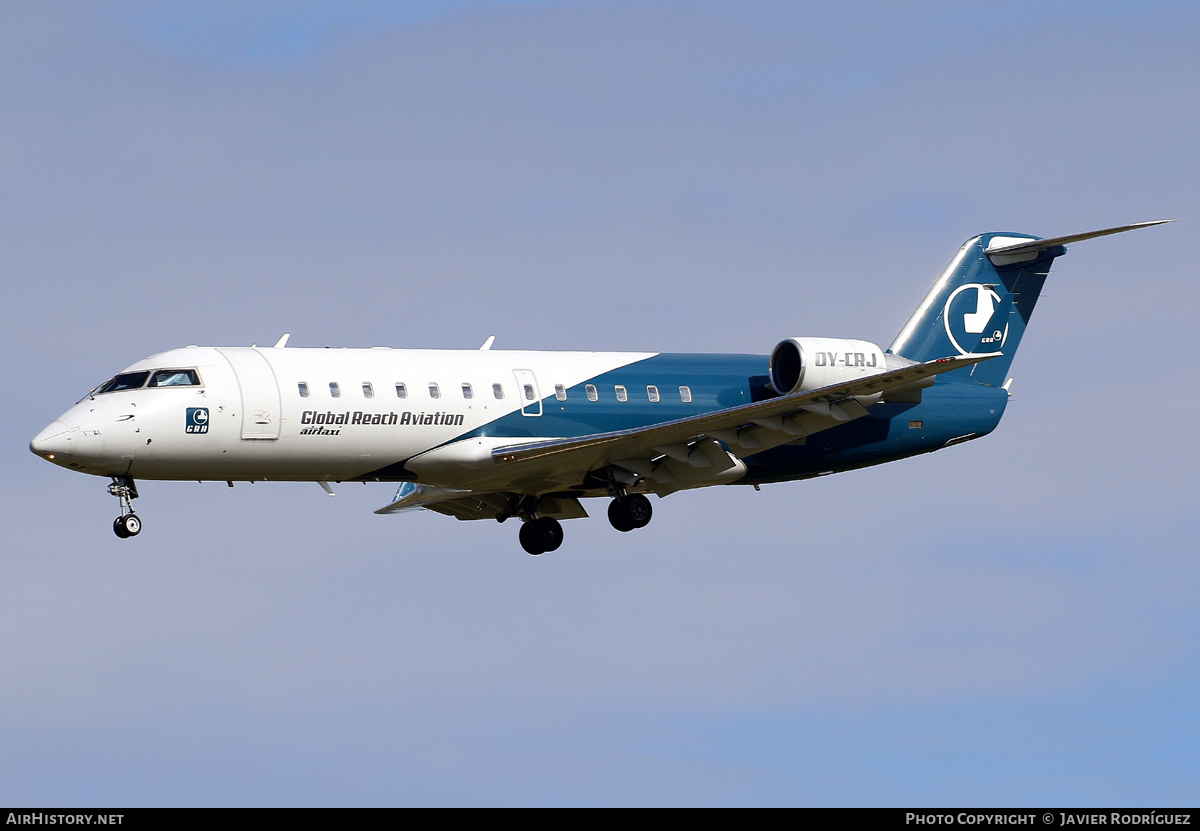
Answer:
479;335;496;350
273;333;291;348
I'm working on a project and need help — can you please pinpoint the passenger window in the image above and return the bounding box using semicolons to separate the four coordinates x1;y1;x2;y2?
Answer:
395;383;407;399
149;369;200;387
330;382;341;398
428;383;441;399
615;385;628;402
523;384;535;401
298;382;310;398
586;384;598;402
679;385;692;403
362;382;374;399
554;384;567;401
493;383;504;400
97;371;150;393
462;383;473;399
647;385;659;402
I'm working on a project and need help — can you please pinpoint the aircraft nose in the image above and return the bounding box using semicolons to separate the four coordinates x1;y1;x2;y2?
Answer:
30;419;76;461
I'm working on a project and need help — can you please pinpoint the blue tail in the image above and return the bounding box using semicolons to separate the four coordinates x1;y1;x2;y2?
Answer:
888;221;1171;386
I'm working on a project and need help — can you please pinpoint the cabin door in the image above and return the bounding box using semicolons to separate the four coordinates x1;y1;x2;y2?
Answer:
512;369;542;416
215;348;283;440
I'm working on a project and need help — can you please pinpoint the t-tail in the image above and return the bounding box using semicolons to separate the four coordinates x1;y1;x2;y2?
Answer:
889;220;1172;386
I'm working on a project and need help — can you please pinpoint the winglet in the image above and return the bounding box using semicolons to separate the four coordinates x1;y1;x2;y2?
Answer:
375;481;473;514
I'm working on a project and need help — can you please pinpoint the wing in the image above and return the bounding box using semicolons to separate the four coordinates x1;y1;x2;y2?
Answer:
491;353;988;470
375;481;589;520
377;353;992;515
374;482;480;515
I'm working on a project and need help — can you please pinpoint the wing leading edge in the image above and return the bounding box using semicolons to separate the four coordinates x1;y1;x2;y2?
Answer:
491;353;991;467
376;353;993;515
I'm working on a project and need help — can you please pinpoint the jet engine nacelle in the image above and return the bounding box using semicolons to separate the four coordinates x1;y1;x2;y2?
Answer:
768;337;890;395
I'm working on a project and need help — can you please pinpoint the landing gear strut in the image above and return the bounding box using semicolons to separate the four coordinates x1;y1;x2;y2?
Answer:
608;493;652;532
108;476;141;538
519;516;563;555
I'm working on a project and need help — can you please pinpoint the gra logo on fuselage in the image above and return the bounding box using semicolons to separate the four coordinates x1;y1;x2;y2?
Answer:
943;283;1008;356
185;407;209;434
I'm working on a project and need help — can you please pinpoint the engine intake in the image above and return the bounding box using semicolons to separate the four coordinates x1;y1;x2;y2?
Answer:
768;337;891;395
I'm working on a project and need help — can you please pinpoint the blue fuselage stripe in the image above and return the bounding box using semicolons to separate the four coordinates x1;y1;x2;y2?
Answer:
406;352;1007;485
454;353;771;441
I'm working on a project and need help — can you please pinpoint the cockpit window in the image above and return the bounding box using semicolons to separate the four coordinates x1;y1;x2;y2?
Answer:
148;369;201;387
97;371;150;393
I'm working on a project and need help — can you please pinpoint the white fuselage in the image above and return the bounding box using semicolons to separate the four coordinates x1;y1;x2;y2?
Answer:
32;345;668;486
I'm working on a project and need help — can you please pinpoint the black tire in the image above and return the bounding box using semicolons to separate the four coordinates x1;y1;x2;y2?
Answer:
608;498;635;532
539;517;564;552
625;493;653;528
121;514;142;537
519;521;545;555
113;516;131;539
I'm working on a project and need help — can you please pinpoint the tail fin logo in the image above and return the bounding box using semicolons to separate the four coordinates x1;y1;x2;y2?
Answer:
944;284;1007;356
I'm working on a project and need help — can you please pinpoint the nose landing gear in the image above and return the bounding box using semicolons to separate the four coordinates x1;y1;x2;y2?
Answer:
113;513;141;538
108;476;141;538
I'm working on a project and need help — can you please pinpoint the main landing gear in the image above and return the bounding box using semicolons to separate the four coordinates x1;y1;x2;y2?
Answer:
608;493;652;533
108;476;141;538
517;494;654;554
519;516;563;556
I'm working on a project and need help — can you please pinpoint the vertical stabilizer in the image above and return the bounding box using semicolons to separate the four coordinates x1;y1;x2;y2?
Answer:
889;221;1171;386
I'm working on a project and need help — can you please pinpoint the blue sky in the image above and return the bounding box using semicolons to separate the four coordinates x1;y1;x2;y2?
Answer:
2;0;1197;806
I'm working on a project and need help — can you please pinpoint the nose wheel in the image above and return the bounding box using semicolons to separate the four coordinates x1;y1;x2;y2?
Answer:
113;514;141;538
107;476;142;539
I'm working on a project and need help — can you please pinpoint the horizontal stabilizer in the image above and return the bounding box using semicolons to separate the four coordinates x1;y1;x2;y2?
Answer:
985;220;1173;263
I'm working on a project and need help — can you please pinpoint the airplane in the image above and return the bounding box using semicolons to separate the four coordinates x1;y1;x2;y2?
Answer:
30;221;1169;554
